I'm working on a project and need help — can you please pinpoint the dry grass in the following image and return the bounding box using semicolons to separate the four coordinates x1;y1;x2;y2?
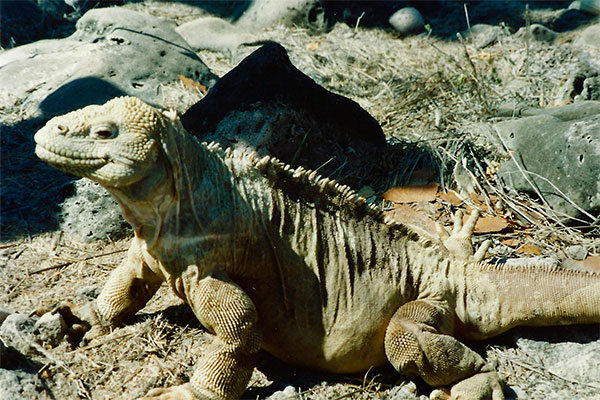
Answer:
2;1;599;399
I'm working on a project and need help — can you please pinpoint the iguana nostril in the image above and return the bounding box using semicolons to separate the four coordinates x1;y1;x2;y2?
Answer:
56;124;68;134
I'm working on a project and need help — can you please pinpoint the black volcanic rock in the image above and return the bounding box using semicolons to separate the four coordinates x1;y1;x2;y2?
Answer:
181;42;386;183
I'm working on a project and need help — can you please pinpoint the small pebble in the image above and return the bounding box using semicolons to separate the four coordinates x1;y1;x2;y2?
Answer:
515;24;558;43
565;245;587;260
33;312;67;347
267;385;298;399
389;7;425;36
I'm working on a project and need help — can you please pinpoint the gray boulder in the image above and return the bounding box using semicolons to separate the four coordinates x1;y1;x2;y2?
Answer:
515;336;600;398
515;24;558;43
474;102;600;221
0;7;217;118
236;0;326;31
176;16;257;53
0;313;37;359
466;24;507;49
0;313;49;400
573;23;600;52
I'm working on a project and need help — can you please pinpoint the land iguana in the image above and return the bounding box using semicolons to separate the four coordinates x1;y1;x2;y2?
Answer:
34;96;600;400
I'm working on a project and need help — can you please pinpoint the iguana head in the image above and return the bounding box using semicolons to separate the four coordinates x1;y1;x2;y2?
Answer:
34;96;165;187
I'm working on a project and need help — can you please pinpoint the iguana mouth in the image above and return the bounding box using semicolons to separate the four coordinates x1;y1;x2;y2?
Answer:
35;144;107;169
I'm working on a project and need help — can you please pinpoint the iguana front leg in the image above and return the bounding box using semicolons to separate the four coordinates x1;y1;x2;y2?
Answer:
144;268;260;400
385;300;504;400
58;241;163;342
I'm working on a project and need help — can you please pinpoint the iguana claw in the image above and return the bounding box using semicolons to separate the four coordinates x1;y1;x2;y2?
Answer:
430;371;505;400
142;384;197;400
53;301;106;344
436;210;491;263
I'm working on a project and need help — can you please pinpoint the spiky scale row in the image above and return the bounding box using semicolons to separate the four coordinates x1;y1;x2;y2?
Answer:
198;140;392;226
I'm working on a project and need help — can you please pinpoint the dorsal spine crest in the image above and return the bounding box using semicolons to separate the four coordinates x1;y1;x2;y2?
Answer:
196;140;397;227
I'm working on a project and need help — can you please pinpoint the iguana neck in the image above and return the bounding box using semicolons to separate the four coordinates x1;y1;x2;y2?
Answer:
105;154;175;246
141;121;246;255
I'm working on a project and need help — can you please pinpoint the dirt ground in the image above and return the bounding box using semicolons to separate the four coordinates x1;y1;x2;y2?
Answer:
2;1;600;399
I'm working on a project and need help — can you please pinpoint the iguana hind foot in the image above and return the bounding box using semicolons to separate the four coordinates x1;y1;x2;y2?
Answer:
436;210;491;263
430;372;505;400
143;384;196;400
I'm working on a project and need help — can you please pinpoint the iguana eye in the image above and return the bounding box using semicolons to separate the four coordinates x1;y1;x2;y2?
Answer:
92;124;117;139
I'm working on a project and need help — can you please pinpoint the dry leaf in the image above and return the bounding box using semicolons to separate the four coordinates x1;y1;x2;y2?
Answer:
579;256;600;272
518;244;542;255
501;238;520;247
178;75;207;94
462;215;509;233
584;255;600;267
563;255;600;272
383;183;439;203
439;190;462;206
469;192;484;205
577;255;600;272
307;41;322;51
385;205;437;235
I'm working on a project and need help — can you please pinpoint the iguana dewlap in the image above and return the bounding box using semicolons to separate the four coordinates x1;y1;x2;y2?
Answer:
34;96;600;400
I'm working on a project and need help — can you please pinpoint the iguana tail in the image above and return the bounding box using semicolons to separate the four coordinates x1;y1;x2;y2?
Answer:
456;262;600;339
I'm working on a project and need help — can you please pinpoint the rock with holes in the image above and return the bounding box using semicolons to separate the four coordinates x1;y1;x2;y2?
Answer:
176;16;257;53
0;314;37;360
59;179;130;242
514;335;600;397
0;7;217;119
472;101;600;221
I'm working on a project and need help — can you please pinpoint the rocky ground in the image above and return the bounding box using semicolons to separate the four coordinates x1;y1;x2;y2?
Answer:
1;1;600;399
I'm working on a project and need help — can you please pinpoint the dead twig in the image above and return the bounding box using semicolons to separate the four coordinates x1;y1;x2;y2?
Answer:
30;248;127;275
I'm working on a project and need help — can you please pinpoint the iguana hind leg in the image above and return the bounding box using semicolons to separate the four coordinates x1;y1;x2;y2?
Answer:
384;300;504;400
145;269;260;400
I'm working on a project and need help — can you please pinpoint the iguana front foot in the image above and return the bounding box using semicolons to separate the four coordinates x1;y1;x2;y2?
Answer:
430;371;505;400
142;384;197;400
436;210;491;263
54;301;107;344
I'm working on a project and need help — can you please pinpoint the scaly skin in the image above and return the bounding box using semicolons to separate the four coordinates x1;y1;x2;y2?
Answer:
35;97;600;400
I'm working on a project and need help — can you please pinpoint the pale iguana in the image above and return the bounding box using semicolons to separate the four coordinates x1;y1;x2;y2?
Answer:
34;96;600;400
